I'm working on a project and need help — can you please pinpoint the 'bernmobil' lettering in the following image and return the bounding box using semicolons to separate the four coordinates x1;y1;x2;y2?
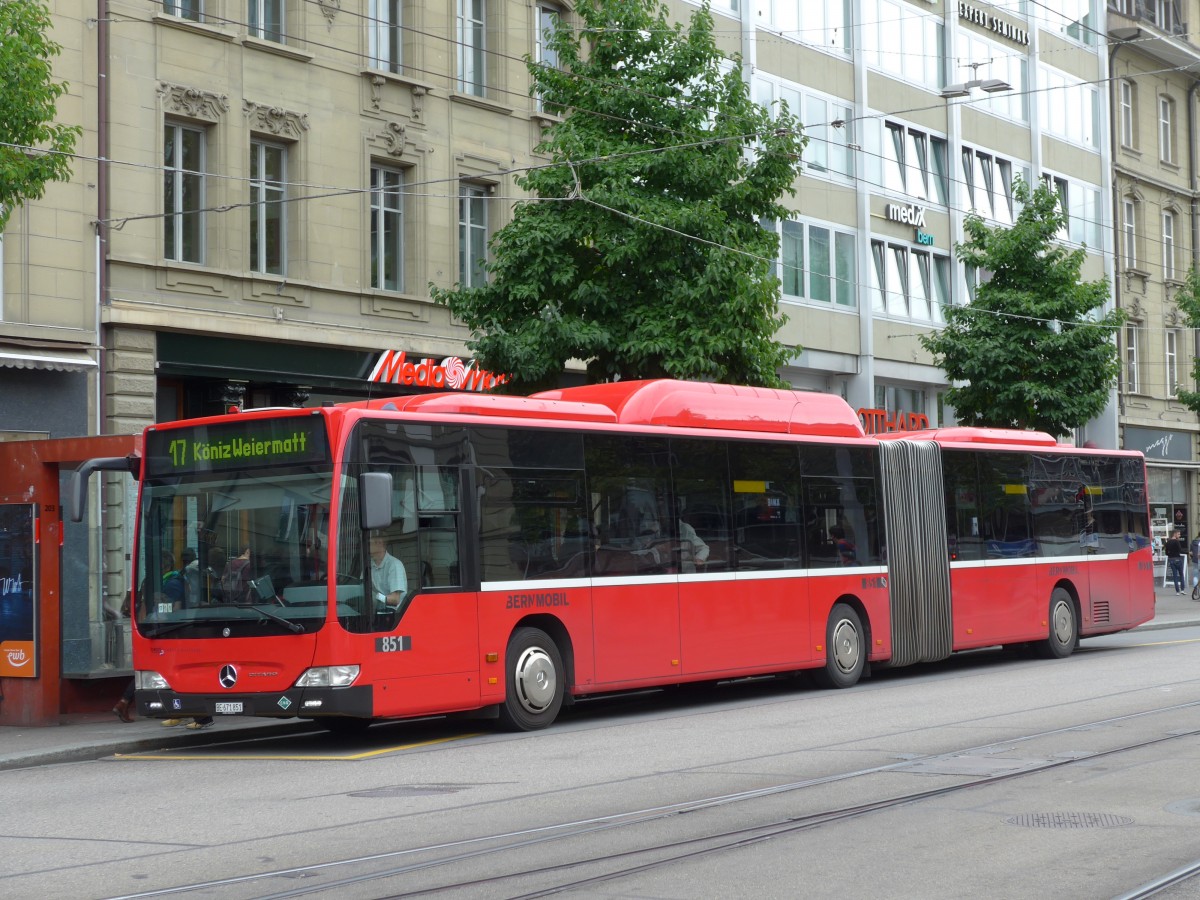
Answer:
505;592;571;609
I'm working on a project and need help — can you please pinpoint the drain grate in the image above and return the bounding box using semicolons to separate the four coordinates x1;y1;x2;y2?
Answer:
1005;812;1134;829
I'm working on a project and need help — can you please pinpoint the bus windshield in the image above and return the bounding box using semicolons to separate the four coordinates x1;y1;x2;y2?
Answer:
135;416;341;638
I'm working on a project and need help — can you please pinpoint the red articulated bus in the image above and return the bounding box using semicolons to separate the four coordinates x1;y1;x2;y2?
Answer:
72;379;1155;732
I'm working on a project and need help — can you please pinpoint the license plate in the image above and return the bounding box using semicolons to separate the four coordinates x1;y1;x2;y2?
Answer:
214;702;244;714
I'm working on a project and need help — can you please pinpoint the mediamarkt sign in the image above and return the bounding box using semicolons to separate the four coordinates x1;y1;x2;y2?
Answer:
368;350;508;392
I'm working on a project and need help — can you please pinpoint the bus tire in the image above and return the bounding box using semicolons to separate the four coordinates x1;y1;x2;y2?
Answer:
1034;588;1077;660
498;627;564;731
813;603;865;689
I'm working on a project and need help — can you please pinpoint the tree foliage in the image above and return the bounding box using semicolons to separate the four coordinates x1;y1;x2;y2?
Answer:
920;178;1123;436
431;0;805;392
1171;266;1200;414
0;0;80;232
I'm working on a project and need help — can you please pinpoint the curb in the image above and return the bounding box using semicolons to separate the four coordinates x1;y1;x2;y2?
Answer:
0;720;321;773
1133;618;1200;633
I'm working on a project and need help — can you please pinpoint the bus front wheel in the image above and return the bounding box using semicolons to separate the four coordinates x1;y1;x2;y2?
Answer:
498;627;564;731
812;603;865;689
1033;588;1077;659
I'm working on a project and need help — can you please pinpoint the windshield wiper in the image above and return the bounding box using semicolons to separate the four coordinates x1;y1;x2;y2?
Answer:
234;602;304;634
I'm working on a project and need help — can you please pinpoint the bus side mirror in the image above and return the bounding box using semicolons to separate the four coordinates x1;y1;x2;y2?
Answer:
359;471;394;530
70;454;141;523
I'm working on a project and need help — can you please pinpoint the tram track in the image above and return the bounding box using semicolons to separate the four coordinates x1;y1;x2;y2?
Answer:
103;699;1200;900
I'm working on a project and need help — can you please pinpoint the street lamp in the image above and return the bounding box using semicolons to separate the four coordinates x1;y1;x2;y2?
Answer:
941;60;1012;99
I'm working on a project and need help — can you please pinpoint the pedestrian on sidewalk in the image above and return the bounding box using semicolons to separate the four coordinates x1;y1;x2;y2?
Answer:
112;680;134;723
1190;532;1200;594
1166;529;1186;595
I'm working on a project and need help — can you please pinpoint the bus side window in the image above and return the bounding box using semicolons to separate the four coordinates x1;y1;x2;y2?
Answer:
729;442;801;569
669;437;731;572
979;453;1034;559
943;450;984;561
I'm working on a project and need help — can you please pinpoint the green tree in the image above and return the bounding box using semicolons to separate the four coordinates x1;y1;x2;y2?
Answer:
432;0;805;392
1171;266;1200;413
0;0;80;232
920;178;1123;435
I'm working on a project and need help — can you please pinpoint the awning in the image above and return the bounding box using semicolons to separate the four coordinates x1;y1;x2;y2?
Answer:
0;348;97;372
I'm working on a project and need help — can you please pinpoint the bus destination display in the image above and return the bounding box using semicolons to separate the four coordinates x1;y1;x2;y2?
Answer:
145;417;328;477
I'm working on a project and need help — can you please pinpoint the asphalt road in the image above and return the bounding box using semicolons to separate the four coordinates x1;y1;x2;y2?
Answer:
3;625;1200;900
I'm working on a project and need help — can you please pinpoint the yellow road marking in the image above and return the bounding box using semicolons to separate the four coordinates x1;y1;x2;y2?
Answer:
114;732;482;761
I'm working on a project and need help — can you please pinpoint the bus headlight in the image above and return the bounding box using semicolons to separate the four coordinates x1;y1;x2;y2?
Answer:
135;670;172;691
295;665;360;688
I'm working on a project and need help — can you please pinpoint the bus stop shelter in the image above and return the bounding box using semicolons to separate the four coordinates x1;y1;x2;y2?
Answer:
0;434;139;726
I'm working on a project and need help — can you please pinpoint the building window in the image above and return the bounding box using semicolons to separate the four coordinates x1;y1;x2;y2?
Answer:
1119;79;1135;148
1159;95;1175;164
874;383;928;427
164;122;205;264
371;165;404;292
761;82;852;179
250;140;286;275
874;121;947;203
1152;0;1182;34
459;182;489;287
955;33;1027;123
1123;198;1137;270
962;264;992;305
1039;66;1099;148
368;0;401;73
754;77;854;180
871;240;949;322
1044;173;1101;248
457;0;486;96
1163;211;1176;280
777;218;855;307
1052;0;1098;45
759;0;850;55
164;0;202;21
534;3;562;112
1125;324;1140;394
1034;0;1097;46
863;0;941;87
249;0;284;42
1166;329;1180;397
962;147;1028;226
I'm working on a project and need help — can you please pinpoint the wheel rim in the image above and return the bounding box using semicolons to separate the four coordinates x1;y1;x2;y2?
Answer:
830;617;861;675
1050;599;1074;646
513;646;557;714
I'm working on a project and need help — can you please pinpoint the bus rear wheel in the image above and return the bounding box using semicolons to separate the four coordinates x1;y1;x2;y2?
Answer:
1033;588;1077;659
498;627;564;731
812;603;865;689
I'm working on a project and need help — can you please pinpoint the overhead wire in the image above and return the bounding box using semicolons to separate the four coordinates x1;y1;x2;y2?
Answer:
92;0;1195;260
31;1;1200;338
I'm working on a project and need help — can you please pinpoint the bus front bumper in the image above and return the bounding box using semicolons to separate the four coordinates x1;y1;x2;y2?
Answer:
136;685;374;720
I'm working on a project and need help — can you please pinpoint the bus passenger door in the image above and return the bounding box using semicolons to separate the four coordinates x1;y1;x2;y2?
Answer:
677;440;807;676
587;436;681;686
345;435;481;717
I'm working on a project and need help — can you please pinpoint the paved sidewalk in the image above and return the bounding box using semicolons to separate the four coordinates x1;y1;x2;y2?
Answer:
2;584;1197;773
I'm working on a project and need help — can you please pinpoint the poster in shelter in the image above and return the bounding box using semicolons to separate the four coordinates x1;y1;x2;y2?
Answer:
0;504;37;678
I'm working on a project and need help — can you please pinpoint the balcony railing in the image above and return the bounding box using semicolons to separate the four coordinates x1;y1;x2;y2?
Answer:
1108;0;1187;37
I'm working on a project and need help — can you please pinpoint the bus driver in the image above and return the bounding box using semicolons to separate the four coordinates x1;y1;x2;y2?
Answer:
369;532;408;608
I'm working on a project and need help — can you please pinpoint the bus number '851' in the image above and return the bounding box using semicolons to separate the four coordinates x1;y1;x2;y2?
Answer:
375;636;412;653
